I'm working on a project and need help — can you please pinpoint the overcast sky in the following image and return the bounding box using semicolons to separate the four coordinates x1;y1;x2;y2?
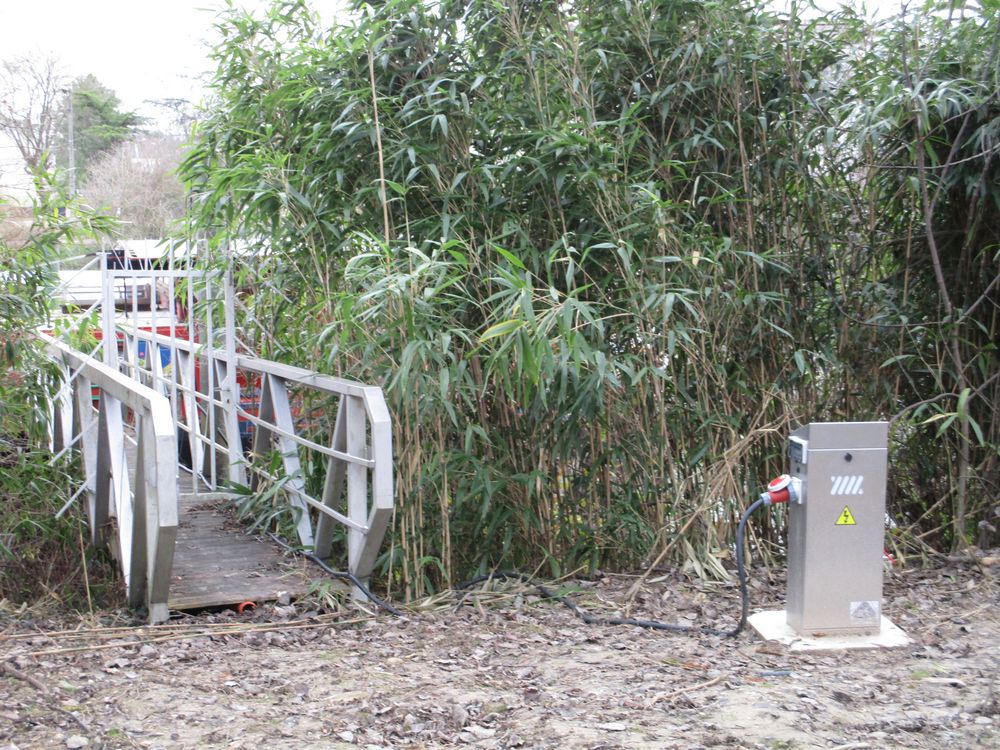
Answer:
0;0;896;118
0;1;223;193
0;1;341;122
0;1;350;195
2;1;217;118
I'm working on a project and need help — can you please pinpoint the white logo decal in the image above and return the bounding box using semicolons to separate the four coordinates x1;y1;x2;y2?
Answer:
831;475;864;495
850;600;880;625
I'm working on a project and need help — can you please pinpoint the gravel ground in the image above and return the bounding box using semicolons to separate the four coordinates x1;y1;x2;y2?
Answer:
1;555;997;750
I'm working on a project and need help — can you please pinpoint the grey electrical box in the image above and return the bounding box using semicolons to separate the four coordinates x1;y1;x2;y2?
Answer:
786;421;889;636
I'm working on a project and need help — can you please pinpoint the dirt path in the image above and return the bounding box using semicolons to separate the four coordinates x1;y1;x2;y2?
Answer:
2;560;997;749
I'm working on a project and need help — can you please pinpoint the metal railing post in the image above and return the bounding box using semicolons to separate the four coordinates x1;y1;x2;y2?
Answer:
39;332;178;624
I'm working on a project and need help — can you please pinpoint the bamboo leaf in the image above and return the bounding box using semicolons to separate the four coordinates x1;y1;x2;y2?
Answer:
480;319;526;342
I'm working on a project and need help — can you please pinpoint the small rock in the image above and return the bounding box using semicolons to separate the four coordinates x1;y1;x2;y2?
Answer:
974;716;994;725
65;737;88;749
402;713;425;734
597;722;627;732
139;645;157;657
451;704;470;727
337;730;355;742
465;725;496;739
924;677;967;688
277;590;291;605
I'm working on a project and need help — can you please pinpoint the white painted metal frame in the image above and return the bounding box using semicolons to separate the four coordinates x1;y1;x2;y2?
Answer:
119;327;395;590
41;331;178;624
44;247;394;611
101;248;393;593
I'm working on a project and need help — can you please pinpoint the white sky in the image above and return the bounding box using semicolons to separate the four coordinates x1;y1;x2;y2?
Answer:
0;0;253;195
0;0;897;120
1;1;229;121
0;1;352;122
0;0;349;197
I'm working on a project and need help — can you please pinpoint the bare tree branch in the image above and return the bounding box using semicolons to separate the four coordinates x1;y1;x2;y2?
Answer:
0;55;67;175
80;135;186;238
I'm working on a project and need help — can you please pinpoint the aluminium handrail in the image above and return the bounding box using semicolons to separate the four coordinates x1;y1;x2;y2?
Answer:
38;331;178;624
117;323;394;592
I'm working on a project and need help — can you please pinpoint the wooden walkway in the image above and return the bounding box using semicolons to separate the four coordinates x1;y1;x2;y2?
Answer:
43;321;392;623
126;440;316;612
168;491;315;610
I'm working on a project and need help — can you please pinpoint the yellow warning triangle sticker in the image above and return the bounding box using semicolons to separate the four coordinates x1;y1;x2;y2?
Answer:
836;506;857;526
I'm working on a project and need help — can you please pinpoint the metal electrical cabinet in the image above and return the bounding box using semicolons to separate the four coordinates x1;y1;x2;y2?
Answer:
785;422;889;636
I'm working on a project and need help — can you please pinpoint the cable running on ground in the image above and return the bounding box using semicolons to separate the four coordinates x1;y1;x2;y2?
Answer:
456;497;766;638
267;497;765;634
266;532;405;617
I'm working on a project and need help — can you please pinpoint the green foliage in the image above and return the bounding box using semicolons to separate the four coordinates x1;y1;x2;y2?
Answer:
834;4;1000;549
0;440;122;610
182;0;1000;596
2;176;116;370
56;74;145;183
0;179;121;609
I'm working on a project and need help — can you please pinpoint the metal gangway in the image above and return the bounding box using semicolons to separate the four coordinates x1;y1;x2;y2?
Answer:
41;244;394;623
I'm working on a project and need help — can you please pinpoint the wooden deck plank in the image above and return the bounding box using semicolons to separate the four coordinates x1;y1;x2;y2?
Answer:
168;500;316;610
123;435;316;612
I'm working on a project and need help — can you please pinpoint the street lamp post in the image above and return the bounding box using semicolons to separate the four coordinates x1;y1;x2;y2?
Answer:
66;88;75;195
61;87;76;196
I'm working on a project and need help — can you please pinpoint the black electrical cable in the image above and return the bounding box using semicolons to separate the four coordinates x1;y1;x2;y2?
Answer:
266;532;405;617
732;496;766;635
456;496;768;638
266;495;767;629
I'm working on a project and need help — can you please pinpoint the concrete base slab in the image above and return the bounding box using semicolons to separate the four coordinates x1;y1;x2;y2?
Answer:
748;609;912;652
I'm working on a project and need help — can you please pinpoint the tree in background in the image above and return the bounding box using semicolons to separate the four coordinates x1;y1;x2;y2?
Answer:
1;58;143;198
148;97;200;138
81;135;186;238
55;74;144;185
0;55;65;175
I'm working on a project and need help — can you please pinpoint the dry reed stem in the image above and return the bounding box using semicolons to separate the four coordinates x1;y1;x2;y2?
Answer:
1;661;50;693
644;675;725;706
6;616;375;659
